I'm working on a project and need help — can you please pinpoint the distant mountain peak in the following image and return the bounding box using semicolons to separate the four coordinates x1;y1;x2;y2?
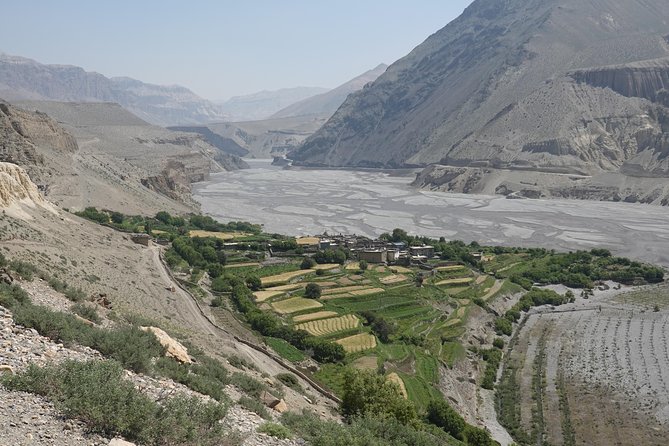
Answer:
0;53;228;126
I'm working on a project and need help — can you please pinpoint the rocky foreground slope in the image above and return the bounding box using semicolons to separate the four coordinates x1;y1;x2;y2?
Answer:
291;0;669;203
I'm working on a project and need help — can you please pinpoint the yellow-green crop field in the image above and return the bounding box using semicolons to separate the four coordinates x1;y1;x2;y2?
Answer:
261;270;314;286
253;290;284;302
292;311;339;323
296;314;360;336
336;333;377;353
436;277;473;286
272;297;322;314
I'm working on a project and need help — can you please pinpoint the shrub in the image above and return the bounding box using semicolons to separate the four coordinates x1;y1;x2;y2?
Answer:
9;260;38;280
238;395;270;419
359;260;368;271
427;399;466;440
245;275;262;291
230;372;266;397
301;257;316;270
304;283;322;299
257;422;292;439
494;318;513;336
276;373;303;392
71;303;101;324
493;338;505;349
2;360;229;445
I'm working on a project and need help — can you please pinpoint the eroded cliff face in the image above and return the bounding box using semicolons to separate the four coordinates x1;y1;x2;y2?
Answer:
290;0;669;203
0;162;44;207
0;100;78;186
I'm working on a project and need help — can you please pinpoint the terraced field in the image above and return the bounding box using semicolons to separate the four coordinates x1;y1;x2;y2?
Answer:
189;230;247;239
499;288;669;445
261;269;314;286
292;311;339;323
253;290;283;302
336;333;377;353
436;277;473;286
271;297;322;314
296;314;360;336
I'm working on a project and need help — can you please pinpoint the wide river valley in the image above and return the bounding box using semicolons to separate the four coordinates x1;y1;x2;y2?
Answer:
194;160;669;267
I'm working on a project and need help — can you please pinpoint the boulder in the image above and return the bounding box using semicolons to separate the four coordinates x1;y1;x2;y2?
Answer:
273;399;288;413
260;391;280;408
140;326;193;363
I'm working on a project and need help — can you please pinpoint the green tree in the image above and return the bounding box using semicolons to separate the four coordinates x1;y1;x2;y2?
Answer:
427;400;466;440
359;260;368;271
305;283;322;299
301;257;316;270
246;275;262;291
341;369;417;425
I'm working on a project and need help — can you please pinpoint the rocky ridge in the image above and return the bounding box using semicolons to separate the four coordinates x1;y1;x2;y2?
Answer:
291;0;669;203
0;54;227;127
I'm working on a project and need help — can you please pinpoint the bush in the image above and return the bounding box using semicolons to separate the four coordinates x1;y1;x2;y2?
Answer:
493;338;505;349
245;275;262;291
494;318;513;336
230;372;266;397
71;303;101;324
276;373;303;392
257;422;292;439
301;257;316;270
304;283;322;299
359;260;368;271
427;399;466;440
238;395;270;419
2;360;229;445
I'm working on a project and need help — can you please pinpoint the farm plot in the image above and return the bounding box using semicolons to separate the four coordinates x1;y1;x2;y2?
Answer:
189;230;247;239
312;264;341;271
390;266;412;274
387;372;408;399
223;262;260;268
292;311;339;323
296;314;360;336
322;288;385;300
436;277;473;286
436;265;466;272
261;269;314;286
272;297;322;314
321;285;369;295
380;274;408;285
345;262;361;270
336;333;377;353
253;290;284;302
499;301;669;446
265;283;304;292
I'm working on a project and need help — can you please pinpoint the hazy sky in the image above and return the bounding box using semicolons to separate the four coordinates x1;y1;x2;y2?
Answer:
0;0;473;100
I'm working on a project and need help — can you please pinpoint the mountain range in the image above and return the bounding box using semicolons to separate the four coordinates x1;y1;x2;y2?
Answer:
290;0;669;203
0;53;227;126
217;86;329;121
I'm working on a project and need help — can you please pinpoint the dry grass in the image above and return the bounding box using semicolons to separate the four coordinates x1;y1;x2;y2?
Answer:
436;278;473;286
380;274;407;285
457;299;471;306
456;307;467;318
253;290;284;302
373;265;387;273
444;318;461;327
188;230;247;240
296;237;319;246
272;297;323;314
321;285;369;295
261;270;314;286
296;314;360;336
310;281;338;288
350;287;385;296
387;372;408;399
352;356;378;370
292;311;339;323
312;264;340;271
345;262;361;270
475;275;487;285
336;333;377;353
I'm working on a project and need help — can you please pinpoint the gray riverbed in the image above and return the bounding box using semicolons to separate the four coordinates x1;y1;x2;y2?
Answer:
193;160;669;267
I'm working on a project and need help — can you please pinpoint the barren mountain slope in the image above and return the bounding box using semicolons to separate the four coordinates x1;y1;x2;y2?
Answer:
271;64;388;119
8;100;245;213
0;54;227;126
291;0;669;178
218;86;329;122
